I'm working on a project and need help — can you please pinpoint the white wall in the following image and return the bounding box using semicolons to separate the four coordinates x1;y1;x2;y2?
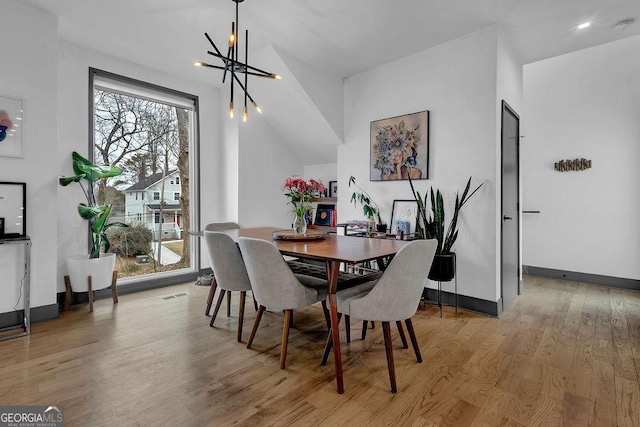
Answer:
303;163;337;192
522;35;640;280
238;119;304;228
217;104;239;225
277;48;345;142
57;40;222;287
0;0;58;312
340;26;505;302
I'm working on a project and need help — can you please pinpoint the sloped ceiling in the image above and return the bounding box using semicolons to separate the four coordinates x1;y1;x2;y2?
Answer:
15;0;640;164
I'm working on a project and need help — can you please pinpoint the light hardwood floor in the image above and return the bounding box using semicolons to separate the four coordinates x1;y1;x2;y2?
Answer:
0;276;639;426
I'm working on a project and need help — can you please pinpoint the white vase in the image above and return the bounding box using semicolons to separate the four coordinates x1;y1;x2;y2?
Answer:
66;253;116;292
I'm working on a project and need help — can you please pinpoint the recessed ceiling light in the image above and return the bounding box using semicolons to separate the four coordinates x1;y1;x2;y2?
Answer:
578;22;591;30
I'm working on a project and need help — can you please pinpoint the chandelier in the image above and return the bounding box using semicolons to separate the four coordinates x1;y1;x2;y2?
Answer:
194;0;281;122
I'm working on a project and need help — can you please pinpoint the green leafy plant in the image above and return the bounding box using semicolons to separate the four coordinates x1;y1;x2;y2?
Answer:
59;151;128;258
348;176;384;225
408;173;486;254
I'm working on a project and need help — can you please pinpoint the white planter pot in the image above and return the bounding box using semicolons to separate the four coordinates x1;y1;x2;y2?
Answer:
66;253;116;292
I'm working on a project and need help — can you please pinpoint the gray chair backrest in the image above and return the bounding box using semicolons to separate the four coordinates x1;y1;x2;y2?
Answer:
238;237;320;310
204;231;252;292
350;239;437;321
204;222;240;231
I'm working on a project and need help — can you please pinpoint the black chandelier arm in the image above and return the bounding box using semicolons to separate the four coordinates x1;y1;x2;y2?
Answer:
205;33;223;57
245;29;249;111
206;50;278;78
198;62;274;78
229;70;257;105
222;46;233;83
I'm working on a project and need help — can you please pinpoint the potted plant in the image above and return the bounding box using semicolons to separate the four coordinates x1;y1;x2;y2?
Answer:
60;151;128;294
408;173;485;281
348;176;387;233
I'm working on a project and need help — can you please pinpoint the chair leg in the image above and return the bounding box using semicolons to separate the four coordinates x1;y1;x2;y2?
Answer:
396;321;408;349
237;291;247;342
321;313;341;366
111;270;119;304
63;275;71;311
405;319;422;363
280;309;293;369
253;294;258;311
87;276;94;313
226;291;232;317
361;320;368;340
210;289;226;327
205;277;217;316
321;300;331;330
345;315;351;343
321;329;333;366
247;305;265;349
382;322;397;393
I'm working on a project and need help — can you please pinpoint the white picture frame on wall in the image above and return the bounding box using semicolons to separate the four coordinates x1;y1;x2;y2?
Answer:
0;95;24;158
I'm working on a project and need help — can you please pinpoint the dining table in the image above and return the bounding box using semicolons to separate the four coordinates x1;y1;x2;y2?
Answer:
219;226;409;394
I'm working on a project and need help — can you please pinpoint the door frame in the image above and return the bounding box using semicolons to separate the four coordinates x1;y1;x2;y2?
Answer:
500;100;522;311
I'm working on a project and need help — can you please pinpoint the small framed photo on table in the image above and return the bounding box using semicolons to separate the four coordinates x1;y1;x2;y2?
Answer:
329;181;338;198
390;199;419;235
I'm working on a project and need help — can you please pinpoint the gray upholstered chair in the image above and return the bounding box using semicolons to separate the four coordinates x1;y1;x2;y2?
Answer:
238;237;329;369
204;230;253;342
204;222;241;317
321;239;437;393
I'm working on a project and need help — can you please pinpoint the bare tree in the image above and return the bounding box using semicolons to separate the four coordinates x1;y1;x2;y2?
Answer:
175;107;190;266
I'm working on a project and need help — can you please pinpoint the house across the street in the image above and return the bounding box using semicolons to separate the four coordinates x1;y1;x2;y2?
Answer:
124;169;183;239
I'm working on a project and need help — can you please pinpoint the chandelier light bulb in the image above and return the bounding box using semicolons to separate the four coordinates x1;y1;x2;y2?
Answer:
275;74;282;80
229;102;234;119
229;33;235;46
193;62;204;67
243;106;248;122
251;100;262;114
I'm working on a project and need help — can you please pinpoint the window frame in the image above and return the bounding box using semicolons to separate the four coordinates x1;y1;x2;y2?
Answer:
88;67;202;289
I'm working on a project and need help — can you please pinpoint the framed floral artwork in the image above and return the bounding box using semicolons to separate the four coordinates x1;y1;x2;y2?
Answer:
370;110;429;181
0;95;24;158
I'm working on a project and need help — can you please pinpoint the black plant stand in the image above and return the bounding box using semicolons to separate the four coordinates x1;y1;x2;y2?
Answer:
431;253;457;318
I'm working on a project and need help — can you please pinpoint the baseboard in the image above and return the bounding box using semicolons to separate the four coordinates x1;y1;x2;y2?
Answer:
0;303;59;329
421;288;500;317
56;269;208;307
524;266;640;291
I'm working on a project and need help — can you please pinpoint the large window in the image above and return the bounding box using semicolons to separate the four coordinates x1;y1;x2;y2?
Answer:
90;69;199;284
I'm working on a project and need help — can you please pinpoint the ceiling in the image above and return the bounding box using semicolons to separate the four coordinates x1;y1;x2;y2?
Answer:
16;0;640;85
14;0;640;165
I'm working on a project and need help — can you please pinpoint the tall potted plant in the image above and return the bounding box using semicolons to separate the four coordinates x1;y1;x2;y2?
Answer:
408;173;485;281
60;151;128;292
348;176;387;233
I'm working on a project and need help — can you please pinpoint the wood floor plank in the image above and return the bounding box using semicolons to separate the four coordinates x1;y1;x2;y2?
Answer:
615;376;640;427
0;276;637;426
562;392;594;427
470;387;513;427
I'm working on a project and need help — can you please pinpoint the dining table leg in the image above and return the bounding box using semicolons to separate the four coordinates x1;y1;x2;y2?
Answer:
326;260;344;394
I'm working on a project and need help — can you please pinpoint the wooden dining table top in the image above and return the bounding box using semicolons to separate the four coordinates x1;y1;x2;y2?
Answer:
218;226;409;264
